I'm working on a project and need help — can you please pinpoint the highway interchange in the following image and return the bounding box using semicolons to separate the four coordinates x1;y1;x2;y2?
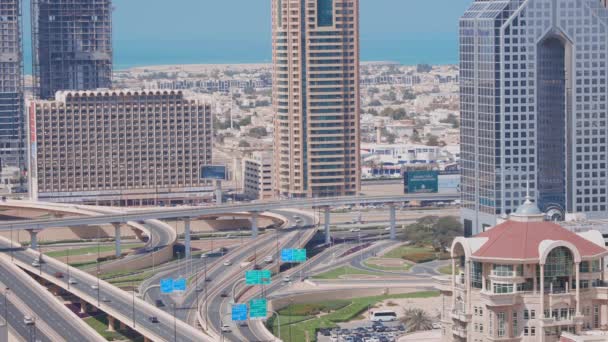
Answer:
0;197;452;342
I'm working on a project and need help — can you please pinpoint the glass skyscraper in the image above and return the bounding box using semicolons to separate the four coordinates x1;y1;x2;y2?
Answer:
0;0;24;168
460;0;608;234
32;0;113;100
272;0;361;198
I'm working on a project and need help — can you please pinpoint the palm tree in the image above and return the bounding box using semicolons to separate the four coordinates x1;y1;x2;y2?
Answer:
400;308;434;332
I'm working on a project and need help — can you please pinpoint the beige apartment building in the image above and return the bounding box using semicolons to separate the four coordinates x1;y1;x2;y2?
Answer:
437;197;608;341
28;90;213;206
242;151;274;201
272;0;361;198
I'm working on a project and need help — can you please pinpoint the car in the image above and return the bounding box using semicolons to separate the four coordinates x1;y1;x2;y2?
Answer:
252;264;262;270
264;256;273;264
23;316;34;325
68;278;77;285
148;316;159;323
221;324;231;333
54;272;64;278
432;322;441;330
200;254;208;259
220;292;229;298
283;275;291;283
384;227;391;231
101;297;111;303
349;228;361;232
155;300;165;308
91;284;99;290
223;260;232;266
31;260;40;267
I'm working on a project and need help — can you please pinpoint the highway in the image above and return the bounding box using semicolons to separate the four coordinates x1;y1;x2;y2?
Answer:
0;194;459;231
0;256;104;342
204;211;317;342
1;241;212;342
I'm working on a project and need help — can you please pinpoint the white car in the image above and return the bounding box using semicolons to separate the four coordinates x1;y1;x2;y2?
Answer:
264;256;273;264
221;324;231;333
91;284;99;290
432;322;441;329
283;275;291;283
223;260;232;267
68;278;77;285
349;228;361;232
23;316;34;325
31;260;40;267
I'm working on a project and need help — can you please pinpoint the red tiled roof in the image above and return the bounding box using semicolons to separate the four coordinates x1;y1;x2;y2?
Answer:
472;220;606;260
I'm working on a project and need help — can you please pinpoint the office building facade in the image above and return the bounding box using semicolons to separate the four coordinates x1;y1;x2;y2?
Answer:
28;90;213;205
242;152;274;201
32;0;112;99
0;0;24;168
460;0;608;235
272;0;361;198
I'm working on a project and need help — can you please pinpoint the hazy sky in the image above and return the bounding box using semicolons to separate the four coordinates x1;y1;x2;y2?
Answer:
110;0;471;42
23;0;473;67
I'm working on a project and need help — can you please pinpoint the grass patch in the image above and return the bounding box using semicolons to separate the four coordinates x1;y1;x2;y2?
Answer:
84;314;143;341
384;245;438;263
438;265;453;275
268;291;439;342
104;271;155;285
363;259;412;272
312;266;381;280
45;244;144;258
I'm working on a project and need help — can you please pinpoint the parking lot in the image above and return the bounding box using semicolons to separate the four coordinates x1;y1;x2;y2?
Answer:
317;321;406;342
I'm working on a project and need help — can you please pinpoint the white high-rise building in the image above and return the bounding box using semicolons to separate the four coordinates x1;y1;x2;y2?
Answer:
460;0;608;235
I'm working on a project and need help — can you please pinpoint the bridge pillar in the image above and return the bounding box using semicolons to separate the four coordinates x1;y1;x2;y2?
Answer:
80;299;87;314
107;316;115;332
26;230;40;250
250;212;259;239
184;217;191;258
324;206;331;244
113;223;122;257
389;204;397;240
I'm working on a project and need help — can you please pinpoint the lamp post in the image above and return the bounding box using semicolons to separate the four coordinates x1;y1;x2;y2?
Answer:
3;287;9;342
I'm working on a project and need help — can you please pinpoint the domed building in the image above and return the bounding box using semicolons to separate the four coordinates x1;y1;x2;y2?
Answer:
440;198;608;341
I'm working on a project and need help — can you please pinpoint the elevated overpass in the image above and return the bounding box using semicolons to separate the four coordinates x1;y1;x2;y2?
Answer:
0;194;458;245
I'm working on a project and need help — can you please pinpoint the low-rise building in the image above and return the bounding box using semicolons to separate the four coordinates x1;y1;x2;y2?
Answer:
28;90;214;206
440;198;608;341
242;151;273;201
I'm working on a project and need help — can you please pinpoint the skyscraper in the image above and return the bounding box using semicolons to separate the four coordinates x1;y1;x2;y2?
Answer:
0;0;24;168
460;0;608;235
272;0;360;198
32;0;113;100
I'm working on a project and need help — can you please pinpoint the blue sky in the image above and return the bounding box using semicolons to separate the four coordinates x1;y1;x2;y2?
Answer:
24;0;473;68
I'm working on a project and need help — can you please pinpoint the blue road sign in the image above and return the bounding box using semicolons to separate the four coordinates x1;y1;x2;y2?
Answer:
174;278;187;291
232;304;248;321
281;248;307;263
160;279;174;294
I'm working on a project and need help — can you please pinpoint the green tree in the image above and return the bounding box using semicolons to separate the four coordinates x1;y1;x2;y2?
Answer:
426;135;440;146
248;127;268;138
401;308;434;333
238;116;252;127
238;140;251;148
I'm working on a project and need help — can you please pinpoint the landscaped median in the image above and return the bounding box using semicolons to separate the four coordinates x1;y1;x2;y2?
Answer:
312;265;383;280
266;291;439;342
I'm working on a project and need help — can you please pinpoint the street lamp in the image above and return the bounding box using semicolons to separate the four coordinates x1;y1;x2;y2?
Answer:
3;287;9;342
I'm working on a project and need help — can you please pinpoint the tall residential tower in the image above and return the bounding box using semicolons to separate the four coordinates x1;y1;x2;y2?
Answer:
272;0;360;198
32;0;112;99
0;0;24;168
460;0;608;235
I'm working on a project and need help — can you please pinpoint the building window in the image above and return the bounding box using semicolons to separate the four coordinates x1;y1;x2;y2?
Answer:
594;305;600;328
317;0;333;27
471;262;483;288
513;311;518;336
493;264;514;277
497;312;506;337
493;283;514;294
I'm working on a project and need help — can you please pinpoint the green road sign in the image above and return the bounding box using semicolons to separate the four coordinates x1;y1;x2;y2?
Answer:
249;298;268;319
245;270;272;285
293;249;307;262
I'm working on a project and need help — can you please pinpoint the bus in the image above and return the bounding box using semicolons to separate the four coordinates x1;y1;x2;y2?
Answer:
370;310;397;322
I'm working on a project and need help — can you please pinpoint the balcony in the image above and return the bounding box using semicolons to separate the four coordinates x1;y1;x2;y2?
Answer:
452;327;467;338
451;310;472;323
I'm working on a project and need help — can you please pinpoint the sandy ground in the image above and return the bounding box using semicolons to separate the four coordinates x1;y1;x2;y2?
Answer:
354;295;443;323
398;330;442;342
